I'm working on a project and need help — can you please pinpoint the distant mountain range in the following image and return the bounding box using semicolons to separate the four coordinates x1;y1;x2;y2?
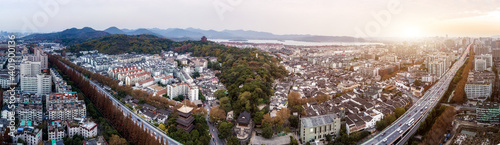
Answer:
23;26;365;43
22;27;109;45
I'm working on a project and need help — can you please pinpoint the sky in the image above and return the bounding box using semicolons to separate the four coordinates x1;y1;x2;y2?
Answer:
1;0;500;38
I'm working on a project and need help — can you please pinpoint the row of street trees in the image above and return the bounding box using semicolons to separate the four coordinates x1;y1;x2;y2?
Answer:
452;51;474;103
50;55;164;145
420;106;456;145
375;107;406;131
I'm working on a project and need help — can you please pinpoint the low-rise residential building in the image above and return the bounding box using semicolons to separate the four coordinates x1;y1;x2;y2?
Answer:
476;102;499;123
125;72;151;86
0;69;19;89
16;104;43;123
137;78;155;87
117;54;142;63
346;114;365;132
50;68;72;93
118;69;146;82
108;66;138;78
66;120;80;138
48;120;65;141
47;101;86;121
81;120;98;138
46;92;79;105
14;123;42;145
65;118;98;138
3;93;42;105
140;109;157;121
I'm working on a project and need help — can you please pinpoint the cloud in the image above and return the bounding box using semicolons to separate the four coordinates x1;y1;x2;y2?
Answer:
438;10;488;20
1;0;500;37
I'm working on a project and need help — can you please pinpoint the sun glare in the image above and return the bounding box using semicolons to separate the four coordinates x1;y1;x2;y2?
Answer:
402;27;423;38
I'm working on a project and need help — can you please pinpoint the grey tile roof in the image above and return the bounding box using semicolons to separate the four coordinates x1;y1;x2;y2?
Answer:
301;114;338;128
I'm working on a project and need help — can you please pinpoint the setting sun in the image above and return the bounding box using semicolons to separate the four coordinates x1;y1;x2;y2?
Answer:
402;27;423;38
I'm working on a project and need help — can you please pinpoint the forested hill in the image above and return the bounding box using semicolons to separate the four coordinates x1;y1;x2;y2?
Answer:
67;34;289;117
23;27;110;46
66;34;180;54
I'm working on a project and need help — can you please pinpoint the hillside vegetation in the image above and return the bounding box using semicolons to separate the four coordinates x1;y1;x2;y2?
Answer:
24;27;110;46
67;34;178;54
67;34;288;117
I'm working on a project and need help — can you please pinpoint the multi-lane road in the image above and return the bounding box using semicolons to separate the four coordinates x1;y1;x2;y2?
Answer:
57;58;180;145
362;43;472;145
205;101;224;145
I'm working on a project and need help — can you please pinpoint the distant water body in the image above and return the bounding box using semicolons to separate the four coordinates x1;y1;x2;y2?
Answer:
209;39;383;46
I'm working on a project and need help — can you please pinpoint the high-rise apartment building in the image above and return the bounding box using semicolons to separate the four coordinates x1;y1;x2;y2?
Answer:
476;54;493;68
474;46;491;55
20;60;52;95
425;54;451;78
34;47;48;70
465;71;495;101
475;59;487;72
492;48;500;62
166;83;200;101
20;61;41;76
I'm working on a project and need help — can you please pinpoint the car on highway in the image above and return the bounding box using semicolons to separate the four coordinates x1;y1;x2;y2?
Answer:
408;114;411;117
382;132;386;136
399;123;402;126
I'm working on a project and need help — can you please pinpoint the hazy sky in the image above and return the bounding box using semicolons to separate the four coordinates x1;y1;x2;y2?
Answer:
1;0;500;37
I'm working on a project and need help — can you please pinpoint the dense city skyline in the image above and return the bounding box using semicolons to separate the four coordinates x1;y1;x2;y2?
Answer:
1;1;500;145
1;0;500;37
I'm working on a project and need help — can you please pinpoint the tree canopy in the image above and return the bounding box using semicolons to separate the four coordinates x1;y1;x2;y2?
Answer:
209;106;226;123
217;121;234;139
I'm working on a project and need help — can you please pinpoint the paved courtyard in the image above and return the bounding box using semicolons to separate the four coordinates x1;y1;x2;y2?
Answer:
249;132;294;145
